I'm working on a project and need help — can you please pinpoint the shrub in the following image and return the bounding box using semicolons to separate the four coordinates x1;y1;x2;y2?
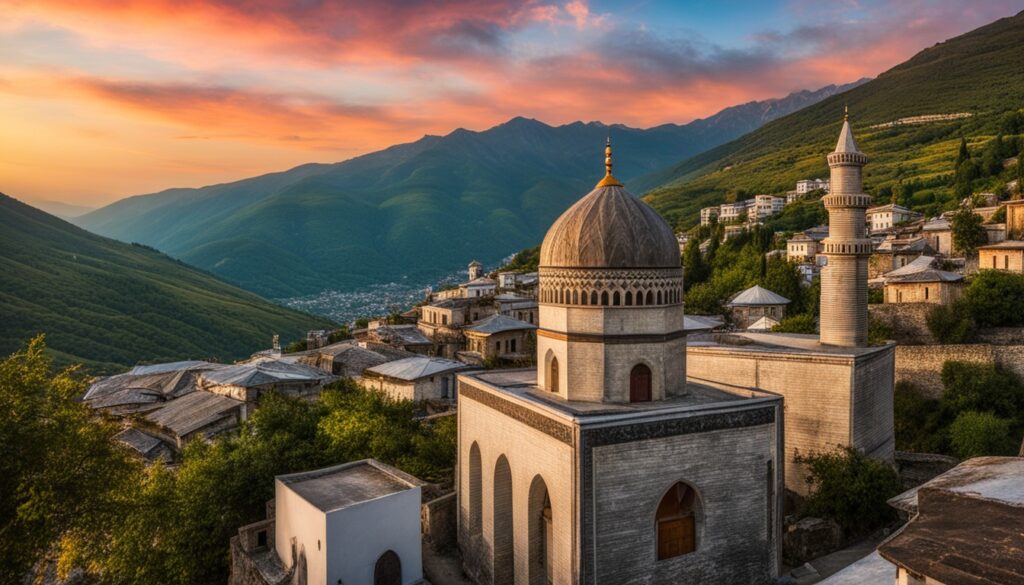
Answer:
868;317;892;345
282;339;307;353
941;361;1024;420
950;206;986;254
962;270;1024;327
949;411;1019;458
795;446;901;536
894;382;946;453
926;302;976;343
868;287;884;304
772;314;817;334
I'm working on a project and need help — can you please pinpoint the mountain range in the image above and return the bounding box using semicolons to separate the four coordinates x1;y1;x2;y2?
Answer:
644;10;1024;227
0;194;332;373
75;81;864;298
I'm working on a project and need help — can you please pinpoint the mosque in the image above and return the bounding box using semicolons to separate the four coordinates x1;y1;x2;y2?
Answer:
455;115;895;584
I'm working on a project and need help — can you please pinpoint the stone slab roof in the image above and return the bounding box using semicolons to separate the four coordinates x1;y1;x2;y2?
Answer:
465;314;537;335
200;358;333;388
84;361;219;409
978;240;1024;250
747;316;780;331
728;285;791;306
277;459;423;513
689;332;892;359
372;324;432;346
683;315;725;331
886;269;963;284
364;356;470;381
114;427;165;458
817;552;895;584
144;390;242;437
879;457;1024;585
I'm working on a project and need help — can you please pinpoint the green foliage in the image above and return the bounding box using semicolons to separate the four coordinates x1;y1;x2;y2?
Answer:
950;206;986;255
868;287;884;304
327;327;352;344
795;446;901;536
941;361;1024;420
762;197;827;233
771;314;817;334
0;337;137;582
497;245;540;273
282;339;307;353
682;238;709;291
868;317;892;346
0;195;333;374
949;411;1020;458
925;302;977;343
761;256;806;313
644;13;1024;226
961;269;1024;327
894;382;946;453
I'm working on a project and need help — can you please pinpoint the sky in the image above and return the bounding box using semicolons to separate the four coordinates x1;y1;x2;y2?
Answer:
1;0;1021;206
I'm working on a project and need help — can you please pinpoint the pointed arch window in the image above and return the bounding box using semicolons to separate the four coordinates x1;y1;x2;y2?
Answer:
656;482;699;561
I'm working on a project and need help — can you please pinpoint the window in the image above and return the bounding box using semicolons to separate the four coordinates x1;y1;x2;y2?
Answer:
613;291;621;306
442;314;448;325
601;291;609;306
510;339;516;353
925;287;929;300
256;530;267;549
1006;255;1010;270
547;353;559;393
993;255;998;269
656;482;699;560
495;341;501;353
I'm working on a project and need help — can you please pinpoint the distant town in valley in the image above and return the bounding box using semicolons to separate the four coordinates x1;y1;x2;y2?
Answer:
3;3;1024;585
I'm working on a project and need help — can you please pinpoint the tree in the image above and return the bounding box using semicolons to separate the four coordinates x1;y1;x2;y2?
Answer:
941;361;1024;420
961;270;1024;327
795;446;901;536
760;257;804;313
771;314;817;334
682;239;708;291
0;337;137;583
949;206;985;255
955;137;970;169
949;411;1019;458
925;302;976;343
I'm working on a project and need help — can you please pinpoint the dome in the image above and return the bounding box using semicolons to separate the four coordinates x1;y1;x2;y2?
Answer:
540;183;680;269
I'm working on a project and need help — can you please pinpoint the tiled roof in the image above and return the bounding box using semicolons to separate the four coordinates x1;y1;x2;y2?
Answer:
364;356;470;381
728;285;791;306
465;314;537;335
144;391;242;437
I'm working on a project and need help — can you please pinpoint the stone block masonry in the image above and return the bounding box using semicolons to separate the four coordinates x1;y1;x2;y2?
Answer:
894;344;1024;397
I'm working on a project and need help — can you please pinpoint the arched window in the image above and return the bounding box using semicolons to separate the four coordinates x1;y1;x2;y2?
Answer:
613;291;621;306
546;352;559;393
630;364;652;402
528;475;552;585
657;291;662;305
646;291;654;305
656;482;699;561
591;291;598;305
637;290;645;306
581;290;589;305
494;456;514;580
469;443;482;536
572;290;578;304
374;550;402;585
625;291;633;306
601;291;609;306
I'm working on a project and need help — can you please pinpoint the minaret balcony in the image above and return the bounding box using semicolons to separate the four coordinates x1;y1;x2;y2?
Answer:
822;194;872;208
821;240;873;255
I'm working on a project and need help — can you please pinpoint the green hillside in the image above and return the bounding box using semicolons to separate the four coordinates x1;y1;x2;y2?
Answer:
0;194;333;373
644;10;1024;228
75;82;861;298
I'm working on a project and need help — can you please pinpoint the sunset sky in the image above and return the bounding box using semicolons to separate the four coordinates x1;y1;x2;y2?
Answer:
1;0;1020;206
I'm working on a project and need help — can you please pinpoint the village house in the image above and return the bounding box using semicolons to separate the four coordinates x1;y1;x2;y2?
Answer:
754;194;786;219
363;323;434;354
718;198;755;223
493;292;538;324
361;355;471;402
880;457;1024;585
462;314;537;363
978;240;1024;273
883;267;964;305
297;341;411;378
113;427;174;463
699;205;719;225
198;357;335;406
866;203;921;233
922;217;953;256
142;390;245;451
869;236;935;278
230;460;425;585
786;225;829;263
1006;199;1024;240
727;285;791;329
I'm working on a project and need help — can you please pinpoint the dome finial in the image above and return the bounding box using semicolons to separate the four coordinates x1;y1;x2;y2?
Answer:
596;133;623;187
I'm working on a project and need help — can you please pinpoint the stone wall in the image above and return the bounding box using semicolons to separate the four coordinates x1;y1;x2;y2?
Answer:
422;491;457;552
894;343;1024;397
868;303;933;345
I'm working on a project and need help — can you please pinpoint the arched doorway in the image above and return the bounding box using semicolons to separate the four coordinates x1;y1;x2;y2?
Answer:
546;353;559;393
374;550;401;585
656;482;699;561
494;456;514;584
528;475;552;585
630;364;652;402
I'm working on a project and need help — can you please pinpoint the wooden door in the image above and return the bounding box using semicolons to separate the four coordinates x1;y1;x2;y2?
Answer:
658;516;695;559
374;550;401;585
630;364;651;402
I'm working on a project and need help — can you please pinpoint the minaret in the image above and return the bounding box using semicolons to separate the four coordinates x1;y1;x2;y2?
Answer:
820;108;871;347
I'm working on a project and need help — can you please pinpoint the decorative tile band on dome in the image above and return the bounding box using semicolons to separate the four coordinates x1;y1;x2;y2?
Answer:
538;267;684;308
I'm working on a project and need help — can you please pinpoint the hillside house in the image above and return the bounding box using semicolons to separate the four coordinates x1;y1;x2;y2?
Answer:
866;204;921;233
719;199;755;223
727;285;791;329
869;236;935;278
754;194;785;219
494;292;538;324
364;323;433;354
199;358;335;406
297;341;408;378
700;206;720;225
978;241;1024;273
462;314;537;362
361;356;472;402
884;268;964;305
1007;199;1024;240
461;276;497;298
922;217;952;256
795;178;829;194
142;390;244;451
786;226;829;263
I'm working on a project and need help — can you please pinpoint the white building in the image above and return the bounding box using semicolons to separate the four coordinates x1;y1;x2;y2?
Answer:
700;206;720;225
718;199;755;223
361;355;470;401
754;194;785;219
272;460;424;585
796;178;830;194
866;204;920;233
